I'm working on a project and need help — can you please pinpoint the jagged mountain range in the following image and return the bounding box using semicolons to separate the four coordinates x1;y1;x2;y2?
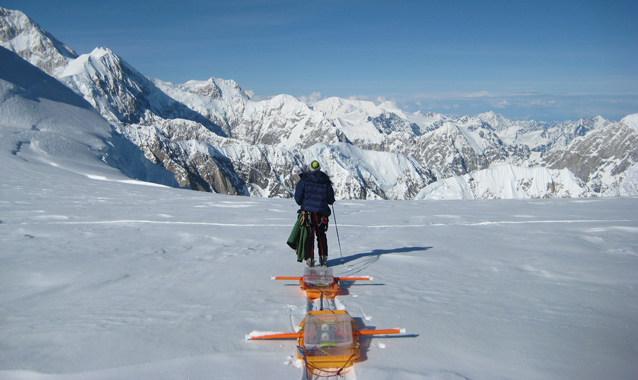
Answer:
2;7;637;200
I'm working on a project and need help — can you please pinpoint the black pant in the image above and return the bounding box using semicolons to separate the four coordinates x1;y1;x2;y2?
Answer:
304;212;328;262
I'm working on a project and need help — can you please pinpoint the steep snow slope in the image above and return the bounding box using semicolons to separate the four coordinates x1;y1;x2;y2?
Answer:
0;46;112;171
0;46;177;186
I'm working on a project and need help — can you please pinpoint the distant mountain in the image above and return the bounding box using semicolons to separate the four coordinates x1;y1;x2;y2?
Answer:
1;6;637;200
542;115;638;196
55;41;434;198
416;164;590;200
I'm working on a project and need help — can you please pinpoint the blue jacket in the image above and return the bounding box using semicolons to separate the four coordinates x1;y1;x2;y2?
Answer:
294;171;335;216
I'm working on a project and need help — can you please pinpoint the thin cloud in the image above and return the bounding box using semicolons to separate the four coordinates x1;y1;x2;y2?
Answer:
297;92;324;104
493;100;511;108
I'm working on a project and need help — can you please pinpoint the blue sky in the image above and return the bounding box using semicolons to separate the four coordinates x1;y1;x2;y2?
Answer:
4;0;637;121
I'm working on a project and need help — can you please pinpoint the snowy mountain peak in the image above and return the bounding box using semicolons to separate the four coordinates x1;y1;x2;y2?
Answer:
313;96;383;118
621;113;638;132
377;100;406;117
63;47;122;77
181;77;250;100
90;46;112;58
59;47;160;124
0;7;77;76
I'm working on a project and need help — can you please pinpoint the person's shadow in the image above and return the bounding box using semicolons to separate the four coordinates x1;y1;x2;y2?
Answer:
327;246;432;270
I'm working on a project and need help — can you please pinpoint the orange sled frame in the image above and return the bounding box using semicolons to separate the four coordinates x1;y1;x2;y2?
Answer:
273;267;372;300
247;310;405;370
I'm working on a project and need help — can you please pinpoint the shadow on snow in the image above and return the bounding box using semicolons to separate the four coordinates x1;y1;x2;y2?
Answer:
328;246;433;268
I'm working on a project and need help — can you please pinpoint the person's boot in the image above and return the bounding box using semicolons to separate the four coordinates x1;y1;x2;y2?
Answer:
320;255;327;267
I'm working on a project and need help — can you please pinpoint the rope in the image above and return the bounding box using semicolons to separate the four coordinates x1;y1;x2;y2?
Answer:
297;346;310;380
304;352;357;378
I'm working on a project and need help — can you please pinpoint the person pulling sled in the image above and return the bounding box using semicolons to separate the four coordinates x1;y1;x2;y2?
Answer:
288;160;335;267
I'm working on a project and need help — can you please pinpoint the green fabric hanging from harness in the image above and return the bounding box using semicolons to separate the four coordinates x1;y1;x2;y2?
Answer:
287;212;309;262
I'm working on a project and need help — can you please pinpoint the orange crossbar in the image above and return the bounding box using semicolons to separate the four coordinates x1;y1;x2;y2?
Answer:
248;328;405;340
248;332;302;340
357;328;405;336
272;276;371;281
335;276;371;281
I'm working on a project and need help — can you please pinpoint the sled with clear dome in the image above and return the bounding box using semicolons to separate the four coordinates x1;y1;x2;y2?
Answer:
247;309;405;372
272;267;371;300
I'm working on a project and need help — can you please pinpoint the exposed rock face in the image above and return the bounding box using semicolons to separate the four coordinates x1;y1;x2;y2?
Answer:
542;120;638;195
